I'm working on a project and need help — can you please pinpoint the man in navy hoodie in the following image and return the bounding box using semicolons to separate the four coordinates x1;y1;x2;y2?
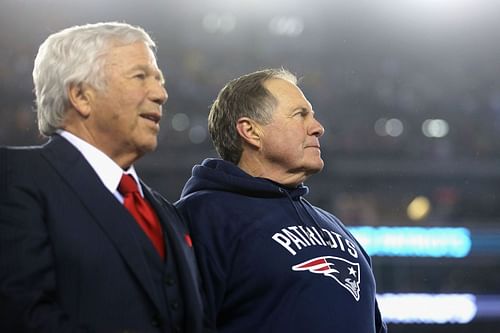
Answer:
175;68;387;333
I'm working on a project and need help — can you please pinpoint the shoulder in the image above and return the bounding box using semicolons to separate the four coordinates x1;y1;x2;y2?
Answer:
175;189;259;236
309;204;373;261
0;147;50;215
307;204;342;225
0;141;61;175
175;189;260;223
305;203;360;242
176;189;233;211
0;146;46;183
0;145;43;161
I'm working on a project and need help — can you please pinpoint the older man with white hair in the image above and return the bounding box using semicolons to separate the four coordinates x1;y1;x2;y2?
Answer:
0;22;204;333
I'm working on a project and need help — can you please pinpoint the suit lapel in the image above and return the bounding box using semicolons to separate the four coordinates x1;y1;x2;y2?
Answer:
41;136;164;313
143;185;197;282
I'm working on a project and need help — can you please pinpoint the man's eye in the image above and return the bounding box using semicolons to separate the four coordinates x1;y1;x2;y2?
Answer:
134;73;146;80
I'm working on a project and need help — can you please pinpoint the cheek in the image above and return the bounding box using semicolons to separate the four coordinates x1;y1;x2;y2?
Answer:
116;97;142;123
111;85;144;106
283;130;306;147
269;139;299;158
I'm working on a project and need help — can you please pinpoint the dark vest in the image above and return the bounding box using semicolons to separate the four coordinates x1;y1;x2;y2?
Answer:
127;202;186;333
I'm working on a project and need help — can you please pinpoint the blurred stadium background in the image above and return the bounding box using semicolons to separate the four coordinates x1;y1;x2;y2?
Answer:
1;0;500;331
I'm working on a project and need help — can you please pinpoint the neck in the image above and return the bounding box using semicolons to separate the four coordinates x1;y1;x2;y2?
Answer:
237;154;306;188
62;125;140;170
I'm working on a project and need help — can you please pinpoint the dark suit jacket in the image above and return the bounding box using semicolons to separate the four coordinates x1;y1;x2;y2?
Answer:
0;135;204;332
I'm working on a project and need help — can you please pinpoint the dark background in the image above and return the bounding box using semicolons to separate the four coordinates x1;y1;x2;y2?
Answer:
1;0;500;331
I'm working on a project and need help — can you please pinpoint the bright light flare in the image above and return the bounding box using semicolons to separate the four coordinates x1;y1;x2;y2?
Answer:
407;195;431;221
422;119;449;138
378;293;477;324
348;226;471;258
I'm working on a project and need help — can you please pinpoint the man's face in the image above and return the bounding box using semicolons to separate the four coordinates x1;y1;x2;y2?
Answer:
258;78;325;184
87;41;167;165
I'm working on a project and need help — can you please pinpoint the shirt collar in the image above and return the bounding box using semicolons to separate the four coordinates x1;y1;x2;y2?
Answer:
57;130;143;197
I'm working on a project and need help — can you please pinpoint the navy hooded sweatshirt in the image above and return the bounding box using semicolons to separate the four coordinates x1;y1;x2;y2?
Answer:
175;158;386;333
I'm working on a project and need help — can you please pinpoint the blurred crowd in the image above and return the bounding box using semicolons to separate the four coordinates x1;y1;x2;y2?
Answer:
1;0;500;228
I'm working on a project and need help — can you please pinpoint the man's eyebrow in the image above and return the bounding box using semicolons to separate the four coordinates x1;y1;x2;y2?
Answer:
128;64;165;83
292;106;314;114
158;70;165;84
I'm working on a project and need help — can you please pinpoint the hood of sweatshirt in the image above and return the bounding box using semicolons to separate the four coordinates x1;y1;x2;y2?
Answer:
180;158;309;200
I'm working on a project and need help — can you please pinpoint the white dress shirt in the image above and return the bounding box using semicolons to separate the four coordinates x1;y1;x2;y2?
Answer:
57;130;144;203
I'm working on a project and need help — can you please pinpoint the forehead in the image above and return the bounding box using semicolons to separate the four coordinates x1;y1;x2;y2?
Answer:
263;78;311;110
104;41;158;69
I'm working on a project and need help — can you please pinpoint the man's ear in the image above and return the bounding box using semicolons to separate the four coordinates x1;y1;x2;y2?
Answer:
67;83;93;118
236;117;263;149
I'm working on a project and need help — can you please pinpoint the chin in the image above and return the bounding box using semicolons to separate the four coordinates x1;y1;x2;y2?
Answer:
139;140;158;154
147;143;158;152
307;161;324;174
303;167;323;177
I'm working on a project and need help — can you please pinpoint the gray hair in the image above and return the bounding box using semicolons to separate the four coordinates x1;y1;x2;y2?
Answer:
33;22;156;136
208;68;297;164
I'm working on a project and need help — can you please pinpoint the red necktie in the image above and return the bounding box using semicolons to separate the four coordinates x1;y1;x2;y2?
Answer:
118;174;165;259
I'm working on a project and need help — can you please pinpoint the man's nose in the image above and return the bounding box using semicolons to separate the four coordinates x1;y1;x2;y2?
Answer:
309;118;325;137
151;81;168;105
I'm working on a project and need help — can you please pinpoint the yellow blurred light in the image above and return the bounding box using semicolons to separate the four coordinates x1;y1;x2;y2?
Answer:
407;196;431;221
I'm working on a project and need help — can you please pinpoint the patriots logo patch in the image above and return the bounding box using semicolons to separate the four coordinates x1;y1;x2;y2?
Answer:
292;256;361;301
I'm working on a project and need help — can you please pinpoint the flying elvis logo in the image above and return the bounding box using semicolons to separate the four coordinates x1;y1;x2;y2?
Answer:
292;256;361;301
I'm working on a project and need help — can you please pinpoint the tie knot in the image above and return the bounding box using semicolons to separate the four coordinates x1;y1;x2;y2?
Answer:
118;174;139;195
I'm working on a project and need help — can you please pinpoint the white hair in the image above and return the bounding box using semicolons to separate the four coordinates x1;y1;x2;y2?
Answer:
33;22;156;136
